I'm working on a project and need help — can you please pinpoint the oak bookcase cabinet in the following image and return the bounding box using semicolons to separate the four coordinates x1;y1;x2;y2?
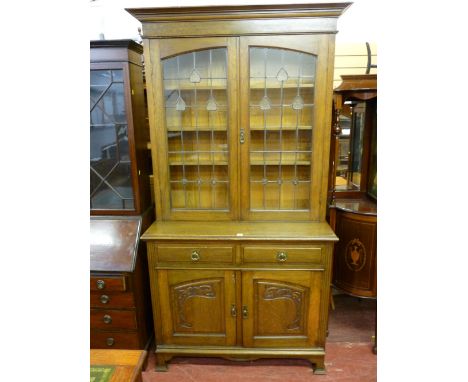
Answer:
127;3;351;373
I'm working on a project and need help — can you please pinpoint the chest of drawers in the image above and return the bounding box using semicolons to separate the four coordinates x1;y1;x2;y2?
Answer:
90;216;153;349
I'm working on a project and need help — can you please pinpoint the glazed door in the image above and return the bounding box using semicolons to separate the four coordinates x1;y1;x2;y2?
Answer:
241;270;324;348
239;35;333;221
145;37;239;220
157;269;237;346
90;63;137;213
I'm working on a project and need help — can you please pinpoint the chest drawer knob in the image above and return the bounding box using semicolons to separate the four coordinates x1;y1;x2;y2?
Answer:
106;337;114;346
103;314;112;324
276;252;288;262
191;251;200;262
96;280;106;290
100;295;110;304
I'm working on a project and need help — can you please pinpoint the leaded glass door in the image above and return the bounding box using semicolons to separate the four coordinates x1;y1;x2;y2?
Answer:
90;65;136;212
148;38;239;220
240;36;332;221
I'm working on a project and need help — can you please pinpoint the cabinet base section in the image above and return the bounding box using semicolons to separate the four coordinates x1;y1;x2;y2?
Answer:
153;345;326;374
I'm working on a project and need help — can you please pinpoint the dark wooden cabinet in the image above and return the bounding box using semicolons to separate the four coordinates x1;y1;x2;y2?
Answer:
90;40;152;215
90;216;153;349
327;74;377;353
127;2;351;374
328;74;377;299
90;40;155;349
329;200;377;297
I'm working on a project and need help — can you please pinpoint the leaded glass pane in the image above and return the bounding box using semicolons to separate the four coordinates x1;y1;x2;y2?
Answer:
162;48;229;210
90;69;134;210
249;47;316;211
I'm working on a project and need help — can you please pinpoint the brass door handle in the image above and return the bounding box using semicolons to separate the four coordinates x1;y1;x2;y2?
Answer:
242;306;248;319
103;314;112;324
276;252;288;262
191;251;200;262
231;304;237;317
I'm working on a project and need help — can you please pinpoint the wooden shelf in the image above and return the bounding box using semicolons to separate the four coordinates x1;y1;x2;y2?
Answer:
169;161;229;166
167;125;227;132
250;125;312;131
250;160;311;166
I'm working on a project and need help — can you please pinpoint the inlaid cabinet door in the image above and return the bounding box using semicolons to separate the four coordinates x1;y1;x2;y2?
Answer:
239;35;334;221
241;270;323;348
333;212;377;297
145;37;239;220
157;269;237;346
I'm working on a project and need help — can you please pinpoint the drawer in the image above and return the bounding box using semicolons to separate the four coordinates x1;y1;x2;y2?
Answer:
90;309;137;330
242;246;323;265
156;245;235;264
90;330;140;349
90;276;127;292
90;292;135;309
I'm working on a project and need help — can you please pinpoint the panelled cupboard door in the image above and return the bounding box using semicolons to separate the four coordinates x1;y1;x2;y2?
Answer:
239;35;334;221
157;269;237;346
145;37;239;220
242;270;323;348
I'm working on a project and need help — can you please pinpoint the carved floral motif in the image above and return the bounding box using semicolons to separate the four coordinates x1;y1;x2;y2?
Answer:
263;285;304;330
175;283;216;328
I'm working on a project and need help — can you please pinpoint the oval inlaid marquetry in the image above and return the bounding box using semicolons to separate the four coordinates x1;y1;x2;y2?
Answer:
345;238;366;272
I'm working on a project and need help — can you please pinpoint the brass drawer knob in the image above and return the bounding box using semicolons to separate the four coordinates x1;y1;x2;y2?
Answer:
103;314;112;324
106;337;114;346
276;252;288;262
191;251;200;262
100;295;110;304
96;280;105;290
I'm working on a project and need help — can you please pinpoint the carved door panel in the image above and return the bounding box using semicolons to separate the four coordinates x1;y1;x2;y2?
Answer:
242;270;323;348
157;269;237;346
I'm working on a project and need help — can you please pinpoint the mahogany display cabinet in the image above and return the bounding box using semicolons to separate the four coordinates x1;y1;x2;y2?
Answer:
328;74;377;299
127;3;351;374
90;39;152;215
90;40;154;349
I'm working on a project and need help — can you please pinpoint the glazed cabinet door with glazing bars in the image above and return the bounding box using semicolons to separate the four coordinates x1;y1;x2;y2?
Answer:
90;65;136;212
240;35;332;221
146;38;239;220
242;270;324;348
156;269;237;346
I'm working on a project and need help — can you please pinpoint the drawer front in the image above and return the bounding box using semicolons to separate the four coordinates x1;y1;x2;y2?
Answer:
156;245;235;264
90;331;140;349
90;292;135;309
90;309;137;330
242;246;323;265
90;276;127;292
